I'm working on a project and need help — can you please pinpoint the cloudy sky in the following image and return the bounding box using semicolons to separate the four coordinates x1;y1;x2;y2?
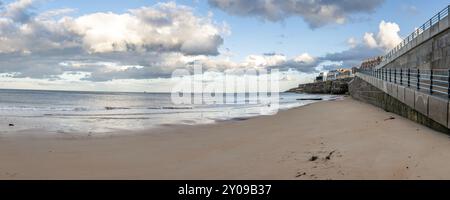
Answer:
0;0;447;92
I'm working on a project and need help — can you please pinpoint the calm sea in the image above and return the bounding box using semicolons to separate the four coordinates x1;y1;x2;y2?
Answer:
0;89;338;136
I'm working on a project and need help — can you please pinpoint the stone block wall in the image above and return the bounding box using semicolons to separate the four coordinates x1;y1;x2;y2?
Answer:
350;76;450;134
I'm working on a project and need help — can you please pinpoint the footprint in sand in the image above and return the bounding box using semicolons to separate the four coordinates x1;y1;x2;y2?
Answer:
5;172;18;178
296;150;345;179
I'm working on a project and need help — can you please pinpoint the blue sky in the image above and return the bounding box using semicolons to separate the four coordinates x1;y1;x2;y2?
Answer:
0;0;448;92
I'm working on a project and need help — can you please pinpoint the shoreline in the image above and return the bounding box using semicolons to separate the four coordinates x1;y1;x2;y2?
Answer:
1;95;337;139
2;97;450;179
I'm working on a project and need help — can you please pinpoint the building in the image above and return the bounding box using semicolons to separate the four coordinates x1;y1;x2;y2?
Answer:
327;70;338;81
360;56;382;70
315;72;324;82
326;68;353;81
336;69;352;79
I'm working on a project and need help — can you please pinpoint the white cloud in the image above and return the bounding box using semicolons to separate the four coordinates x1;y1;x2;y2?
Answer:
2;0;34;22
0;1;226;55
377;20;402;50
0;1;230;81
242;54;287;68
347;37;358;48
293;53;315;64
363;32;378;48
64;3;225;54
361;20;402;51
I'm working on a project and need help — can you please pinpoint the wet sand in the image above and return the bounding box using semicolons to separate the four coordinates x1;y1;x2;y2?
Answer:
1;97;450;180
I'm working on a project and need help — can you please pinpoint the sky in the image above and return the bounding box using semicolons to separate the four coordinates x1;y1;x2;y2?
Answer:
0;0;448;92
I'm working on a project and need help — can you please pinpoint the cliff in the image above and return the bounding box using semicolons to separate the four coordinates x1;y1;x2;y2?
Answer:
287;77;353;95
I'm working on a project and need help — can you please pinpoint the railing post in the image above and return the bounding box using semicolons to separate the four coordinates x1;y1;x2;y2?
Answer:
448;69;450;98
384;69;386;81
400;69;403;85
430;70;433;95
408;69;411;87
389;68;392;83
417;69;420;90
386;69;388;81
394;69;397;84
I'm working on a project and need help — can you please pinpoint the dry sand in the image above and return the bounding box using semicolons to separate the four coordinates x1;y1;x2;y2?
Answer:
2;97;450;180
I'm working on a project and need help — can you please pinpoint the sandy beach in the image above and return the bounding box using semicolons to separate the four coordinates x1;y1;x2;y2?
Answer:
2;97;450;180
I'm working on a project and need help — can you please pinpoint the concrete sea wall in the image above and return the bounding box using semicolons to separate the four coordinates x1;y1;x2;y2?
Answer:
350;75;450;134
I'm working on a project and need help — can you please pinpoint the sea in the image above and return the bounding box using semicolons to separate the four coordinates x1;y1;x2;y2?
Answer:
0;89;340;136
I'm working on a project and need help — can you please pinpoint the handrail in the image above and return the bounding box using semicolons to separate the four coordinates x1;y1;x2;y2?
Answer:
359;68;450;98
381;5;450;63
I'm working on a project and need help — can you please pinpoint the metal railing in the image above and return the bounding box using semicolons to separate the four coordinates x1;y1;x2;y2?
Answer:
383;5;449;62
359;69;450;98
